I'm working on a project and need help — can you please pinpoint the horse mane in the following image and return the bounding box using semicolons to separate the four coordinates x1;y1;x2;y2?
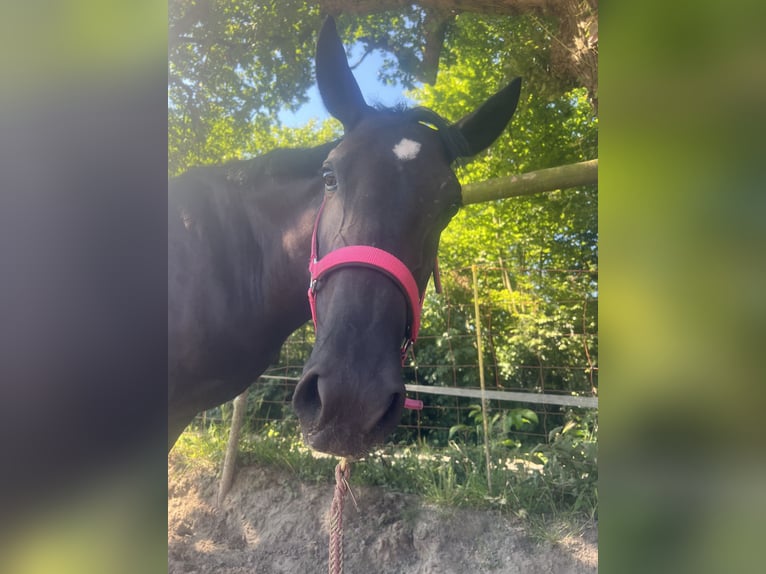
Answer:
214;140;340;187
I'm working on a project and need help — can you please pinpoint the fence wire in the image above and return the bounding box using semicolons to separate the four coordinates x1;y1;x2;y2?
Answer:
196;262;598;447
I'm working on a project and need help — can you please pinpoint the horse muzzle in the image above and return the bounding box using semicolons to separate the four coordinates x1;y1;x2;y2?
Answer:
292;366;405;457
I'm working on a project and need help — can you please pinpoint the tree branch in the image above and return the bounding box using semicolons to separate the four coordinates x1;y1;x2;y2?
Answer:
169;0;213;50
319;0;551;16
419;8;454;84
349;46;377;70
461;159;597;205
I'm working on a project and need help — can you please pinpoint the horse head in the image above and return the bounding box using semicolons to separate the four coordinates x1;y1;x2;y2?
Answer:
292;17;522;457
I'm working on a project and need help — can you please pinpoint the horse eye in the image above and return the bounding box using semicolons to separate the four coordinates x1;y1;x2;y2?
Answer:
322;169;338;192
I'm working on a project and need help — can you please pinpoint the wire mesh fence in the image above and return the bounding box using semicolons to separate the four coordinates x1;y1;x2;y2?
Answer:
194;260;597;449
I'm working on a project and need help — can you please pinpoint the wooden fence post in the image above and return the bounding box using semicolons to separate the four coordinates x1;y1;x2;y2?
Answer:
217;388;249;506
471;264;493;496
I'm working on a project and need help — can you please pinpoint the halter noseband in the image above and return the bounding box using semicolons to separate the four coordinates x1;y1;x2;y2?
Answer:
307;195;430;367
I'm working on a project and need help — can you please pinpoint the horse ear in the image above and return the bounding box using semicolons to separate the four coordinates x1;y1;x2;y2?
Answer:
451;77;522;159
316;16;370;131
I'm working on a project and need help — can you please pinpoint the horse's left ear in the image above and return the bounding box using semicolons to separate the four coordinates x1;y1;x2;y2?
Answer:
451;77;522;159
316;16;371;131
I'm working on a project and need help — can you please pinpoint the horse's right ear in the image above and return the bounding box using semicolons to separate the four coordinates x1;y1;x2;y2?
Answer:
316;16;371;131
450;77;522;159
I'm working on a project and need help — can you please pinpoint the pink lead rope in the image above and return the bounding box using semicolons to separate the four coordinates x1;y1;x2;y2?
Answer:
308;196;428;410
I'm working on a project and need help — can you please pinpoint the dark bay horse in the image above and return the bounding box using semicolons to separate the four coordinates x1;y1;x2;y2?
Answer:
168;17;521;456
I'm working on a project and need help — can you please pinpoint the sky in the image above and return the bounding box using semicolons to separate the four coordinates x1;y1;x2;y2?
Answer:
278;45;418;127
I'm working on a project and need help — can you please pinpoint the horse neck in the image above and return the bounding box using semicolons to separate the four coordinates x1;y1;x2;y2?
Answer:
254;181;321;340
246;140;338;339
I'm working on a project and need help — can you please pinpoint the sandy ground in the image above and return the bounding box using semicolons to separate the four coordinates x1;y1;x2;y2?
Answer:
168;460;597;574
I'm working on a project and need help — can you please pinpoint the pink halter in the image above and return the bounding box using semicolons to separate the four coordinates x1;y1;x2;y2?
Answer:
307;196;435;410
308;195;424;358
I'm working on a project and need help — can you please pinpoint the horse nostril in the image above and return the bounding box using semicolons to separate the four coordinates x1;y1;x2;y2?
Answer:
293;373;321;423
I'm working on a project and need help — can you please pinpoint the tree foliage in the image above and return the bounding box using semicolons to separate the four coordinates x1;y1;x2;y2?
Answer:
168;1;597;173
169;0;324;173
395;13;597;445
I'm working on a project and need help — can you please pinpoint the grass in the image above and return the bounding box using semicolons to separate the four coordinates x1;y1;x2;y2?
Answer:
171;414;598;543
171;421;229;471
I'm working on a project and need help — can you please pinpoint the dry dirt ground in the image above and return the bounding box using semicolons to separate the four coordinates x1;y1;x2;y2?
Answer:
168;460;597;574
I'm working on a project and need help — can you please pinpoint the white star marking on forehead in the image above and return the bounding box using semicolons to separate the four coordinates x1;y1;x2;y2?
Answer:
392;138;422;161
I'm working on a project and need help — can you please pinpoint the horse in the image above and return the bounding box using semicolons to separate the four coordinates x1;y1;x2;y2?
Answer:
168;16;521;457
